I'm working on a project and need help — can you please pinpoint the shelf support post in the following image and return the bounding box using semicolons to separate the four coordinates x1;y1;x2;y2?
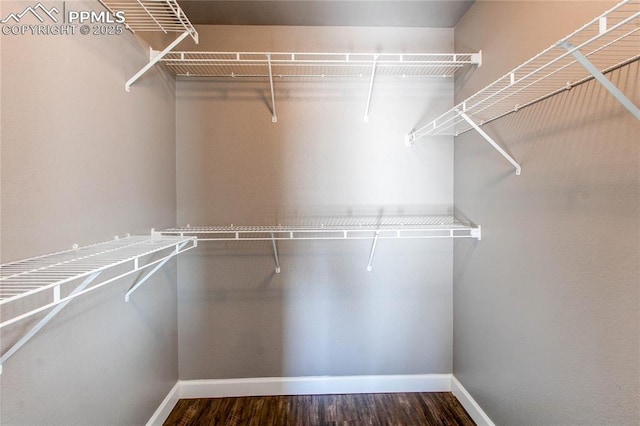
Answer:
366;231;380;272
471;225;482;240
458;110;522;175
125;30;192;92
267;54;278;123
125;240;191;302
364;55;379;123
270;233;281;273
559;41;640;121
0;271;102;374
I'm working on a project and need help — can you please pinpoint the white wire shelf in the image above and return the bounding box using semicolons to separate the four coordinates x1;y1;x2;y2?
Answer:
161;216;481;241
161;51;481;122
97;0;197;39
97;0;199;91
0;234;196;330
161;52;482;79
162;216;480;274
408;0;640;141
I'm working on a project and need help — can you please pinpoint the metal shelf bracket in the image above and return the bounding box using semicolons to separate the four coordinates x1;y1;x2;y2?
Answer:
266;54;278;123
125;239;194;301
559;41;640;120
366;231;380;272
0;271;102;374
458;110;522;175
270;233;281;273
364;54;379;123
126;30;194;91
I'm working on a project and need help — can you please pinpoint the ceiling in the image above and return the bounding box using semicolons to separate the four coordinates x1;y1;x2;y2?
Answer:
176;1;475;28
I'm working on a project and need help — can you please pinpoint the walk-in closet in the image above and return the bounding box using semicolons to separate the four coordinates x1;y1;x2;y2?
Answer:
1;0;638;424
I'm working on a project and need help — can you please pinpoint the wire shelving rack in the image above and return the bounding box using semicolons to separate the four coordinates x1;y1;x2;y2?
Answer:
97;0;199;91
407;0;640;174
161;52;482;79
162;51;481;122
0;234;196;373
161;215;481;274
97;0;197;36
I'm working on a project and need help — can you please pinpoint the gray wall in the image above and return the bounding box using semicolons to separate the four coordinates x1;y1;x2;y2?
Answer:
1;1;178;424
453;2;640;425
175;26;458;379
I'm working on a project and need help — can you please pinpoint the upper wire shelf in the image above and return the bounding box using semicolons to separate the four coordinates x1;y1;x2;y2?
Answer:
97;0;197;40
161;215;481;241
408;0;640;140
160;52;482;79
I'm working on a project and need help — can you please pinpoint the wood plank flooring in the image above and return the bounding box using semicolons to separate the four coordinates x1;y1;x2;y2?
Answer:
164;392;475;425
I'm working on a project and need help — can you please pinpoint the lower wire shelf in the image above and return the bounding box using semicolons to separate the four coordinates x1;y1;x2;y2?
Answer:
0;218;477;372
161;215;481;273
0;233;196;373
161;216;481;241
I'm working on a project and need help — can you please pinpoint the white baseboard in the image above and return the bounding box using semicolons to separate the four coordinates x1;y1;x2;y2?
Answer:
451;376;495;426
146;381;181;426
149;374;482;425
180;374;452;399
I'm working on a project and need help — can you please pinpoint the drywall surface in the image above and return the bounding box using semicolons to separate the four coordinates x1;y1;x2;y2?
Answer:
453;2;640;425
0;1;178;424
176;26;457;379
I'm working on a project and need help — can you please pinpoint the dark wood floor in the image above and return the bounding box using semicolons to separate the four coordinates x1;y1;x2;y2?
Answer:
164;392;475;425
